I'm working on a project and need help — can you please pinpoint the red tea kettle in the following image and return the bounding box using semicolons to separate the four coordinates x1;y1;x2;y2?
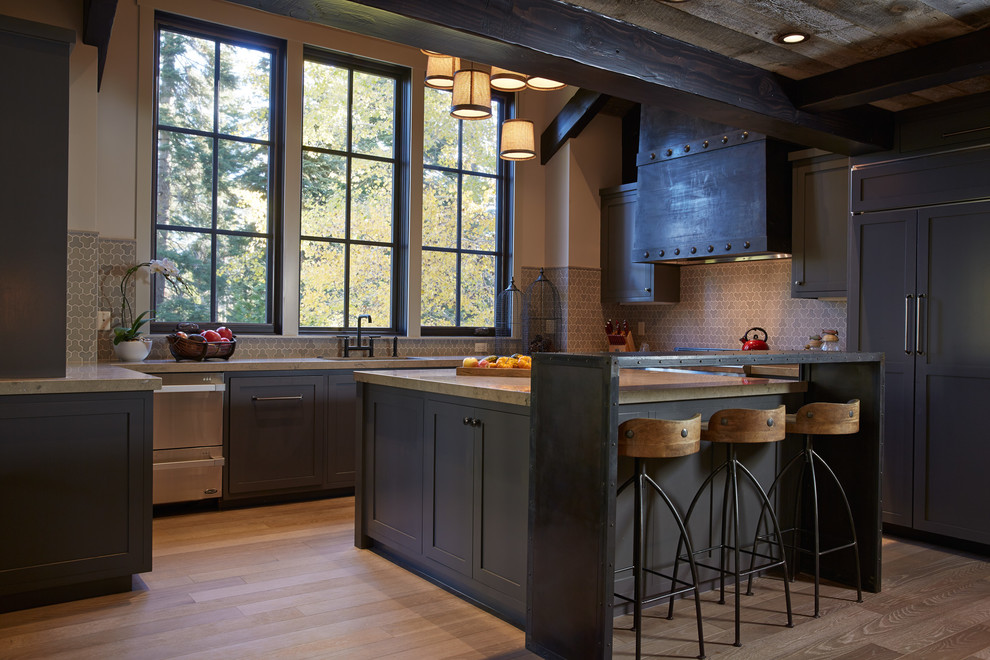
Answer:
740;327;770;350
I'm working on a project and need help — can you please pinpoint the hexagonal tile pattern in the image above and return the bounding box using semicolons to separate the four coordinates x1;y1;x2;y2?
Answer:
66;231;99;363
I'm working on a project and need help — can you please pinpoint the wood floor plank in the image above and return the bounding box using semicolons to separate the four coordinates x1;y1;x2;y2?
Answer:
2;498;990;659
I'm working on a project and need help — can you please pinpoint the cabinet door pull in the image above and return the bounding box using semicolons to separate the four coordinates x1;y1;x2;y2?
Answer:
252;395;304;401
470;418;482;427
463;417;472;425
916;293;926;355
904;294;914;354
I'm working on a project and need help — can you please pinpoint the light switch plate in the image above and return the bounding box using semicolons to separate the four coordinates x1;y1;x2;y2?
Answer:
97;310;111;331
637;321;645;335
474;342;487;353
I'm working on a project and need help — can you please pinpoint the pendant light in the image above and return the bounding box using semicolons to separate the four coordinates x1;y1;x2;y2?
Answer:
451;61;492;120
490;66;528;92
499;119;536;161
526;75;566;91
425;55;459;90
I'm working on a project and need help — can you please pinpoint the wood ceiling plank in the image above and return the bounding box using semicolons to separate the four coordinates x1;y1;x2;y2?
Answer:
228;0;893;154
918;0;990;28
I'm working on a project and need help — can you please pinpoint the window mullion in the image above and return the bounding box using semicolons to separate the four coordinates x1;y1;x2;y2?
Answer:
210;39;221;323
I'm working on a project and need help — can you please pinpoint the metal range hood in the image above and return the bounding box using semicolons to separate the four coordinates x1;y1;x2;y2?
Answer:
632;124;793;265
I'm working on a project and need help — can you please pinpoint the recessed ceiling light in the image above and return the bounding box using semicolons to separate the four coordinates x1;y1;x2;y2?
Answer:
775;31;809;44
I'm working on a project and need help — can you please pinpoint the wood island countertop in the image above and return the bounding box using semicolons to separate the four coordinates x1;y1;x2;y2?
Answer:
352;366;807;407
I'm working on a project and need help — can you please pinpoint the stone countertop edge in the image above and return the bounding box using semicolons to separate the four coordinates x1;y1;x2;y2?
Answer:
113;356;465;373
352;368;809;407
0;365;161;396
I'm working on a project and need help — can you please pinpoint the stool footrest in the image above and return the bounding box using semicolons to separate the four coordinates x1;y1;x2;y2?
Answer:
757;529;858;558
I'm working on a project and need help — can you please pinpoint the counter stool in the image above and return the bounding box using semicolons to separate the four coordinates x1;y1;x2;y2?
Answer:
615;415;706;660
672;405;793;648
747;399;862;617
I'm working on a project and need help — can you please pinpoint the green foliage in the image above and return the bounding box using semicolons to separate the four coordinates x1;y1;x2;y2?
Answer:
155;28;273;325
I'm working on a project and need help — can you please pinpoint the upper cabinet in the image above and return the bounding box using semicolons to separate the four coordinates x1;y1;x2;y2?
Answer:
600;184;679;304
790;151;850;299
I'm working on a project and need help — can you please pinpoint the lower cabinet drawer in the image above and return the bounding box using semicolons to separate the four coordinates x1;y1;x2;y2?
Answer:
153;448;224;505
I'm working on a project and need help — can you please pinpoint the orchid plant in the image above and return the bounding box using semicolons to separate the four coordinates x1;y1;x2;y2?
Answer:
113;258;188;345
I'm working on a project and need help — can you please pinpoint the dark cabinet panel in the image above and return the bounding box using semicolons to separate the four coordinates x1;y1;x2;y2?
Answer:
600;184;679;304
424;400;475;575
791;154;849;298
850;212;917;527
0;18;73;378
0;392;151;610
326;373;357;488
474;408;529;599
912;202;990;543
851;199;990;543
365;388;425;553
226;375;326;497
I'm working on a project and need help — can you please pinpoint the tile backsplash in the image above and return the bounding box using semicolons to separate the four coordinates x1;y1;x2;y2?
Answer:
67;232;845;363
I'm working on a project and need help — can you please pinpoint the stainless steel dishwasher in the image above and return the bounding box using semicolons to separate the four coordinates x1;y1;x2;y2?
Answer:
153;372;226;504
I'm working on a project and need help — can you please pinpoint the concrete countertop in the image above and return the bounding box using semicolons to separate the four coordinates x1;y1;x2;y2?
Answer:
352;366;808;407
0;364;161;396
113;356;465;373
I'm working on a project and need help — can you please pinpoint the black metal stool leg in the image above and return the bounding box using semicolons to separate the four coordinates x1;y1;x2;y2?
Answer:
807;444;822;617
735;460;794;630
745;448;805;595
633;459;644;659
811;448;863;605
729;448;742;646
645;475;706;660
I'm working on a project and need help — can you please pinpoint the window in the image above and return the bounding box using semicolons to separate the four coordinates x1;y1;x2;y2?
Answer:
299;50;407;332
421;87;511;335
152;16;284;332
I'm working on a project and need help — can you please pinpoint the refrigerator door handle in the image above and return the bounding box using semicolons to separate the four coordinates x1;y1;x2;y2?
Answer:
904;294;914;354
916;293;926;355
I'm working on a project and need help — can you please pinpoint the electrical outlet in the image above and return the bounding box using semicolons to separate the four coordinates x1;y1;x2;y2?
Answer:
637;321;645;335
474;342;487;353
97;310;111;331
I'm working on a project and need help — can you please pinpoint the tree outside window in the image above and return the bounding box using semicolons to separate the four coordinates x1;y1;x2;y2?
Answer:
421;87;510;334
153;16;283;332
299;51;406;332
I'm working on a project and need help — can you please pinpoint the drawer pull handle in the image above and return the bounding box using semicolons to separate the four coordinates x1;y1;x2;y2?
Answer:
252;395;304;401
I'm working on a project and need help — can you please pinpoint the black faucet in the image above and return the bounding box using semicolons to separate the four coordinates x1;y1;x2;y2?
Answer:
343;314;375;357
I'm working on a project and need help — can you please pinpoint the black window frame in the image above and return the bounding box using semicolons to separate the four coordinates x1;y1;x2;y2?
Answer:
150;13;286;335
298;47;409;335
420;89;513;337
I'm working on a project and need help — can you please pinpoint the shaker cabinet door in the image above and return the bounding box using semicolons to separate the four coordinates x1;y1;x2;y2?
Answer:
912;201;990;543
850;211;917;527
227;375;326;496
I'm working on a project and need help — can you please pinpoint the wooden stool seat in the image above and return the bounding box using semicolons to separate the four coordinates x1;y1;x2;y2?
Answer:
701;405;786;444
785;399;860;435
615;414;706;660
619;414;701;458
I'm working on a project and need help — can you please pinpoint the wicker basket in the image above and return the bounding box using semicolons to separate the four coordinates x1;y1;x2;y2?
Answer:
166;334;237;361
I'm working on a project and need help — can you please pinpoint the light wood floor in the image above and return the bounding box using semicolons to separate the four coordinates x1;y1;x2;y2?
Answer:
0;497;987;659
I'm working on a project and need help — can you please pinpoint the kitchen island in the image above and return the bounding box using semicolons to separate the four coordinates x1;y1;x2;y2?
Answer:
0;365;159;612
354;351;883;658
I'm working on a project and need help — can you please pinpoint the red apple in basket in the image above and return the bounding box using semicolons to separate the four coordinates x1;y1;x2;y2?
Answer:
202;329;221;342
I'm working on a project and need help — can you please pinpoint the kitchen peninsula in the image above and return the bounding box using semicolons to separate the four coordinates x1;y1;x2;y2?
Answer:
353;350;883;659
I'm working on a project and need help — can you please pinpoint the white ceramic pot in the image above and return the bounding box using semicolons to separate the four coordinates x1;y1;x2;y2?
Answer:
114;338;152;362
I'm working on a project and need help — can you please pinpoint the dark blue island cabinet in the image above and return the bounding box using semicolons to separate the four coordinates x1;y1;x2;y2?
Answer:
354;355;882;658
0;391;153;613
356;384;530;624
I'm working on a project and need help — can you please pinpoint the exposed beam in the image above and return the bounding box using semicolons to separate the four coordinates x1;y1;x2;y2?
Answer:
226;0;894;155
82;0;117;91
795;27;990;112
540;89;611;165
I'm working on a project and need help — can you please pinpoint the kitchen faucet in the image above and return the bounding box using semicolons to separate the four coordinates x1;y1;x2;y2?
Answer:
343;314;375;357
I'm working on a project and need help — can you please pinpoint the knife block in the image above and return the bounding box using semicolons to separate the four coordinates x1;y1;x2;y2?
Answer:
607;330;636;352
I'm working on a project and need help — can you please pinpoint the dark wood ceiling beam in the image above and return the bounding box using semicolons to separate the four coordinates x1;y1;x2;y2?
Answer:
795;27;990;112
82;0;118;91
226;0;894;154
540;89;611;165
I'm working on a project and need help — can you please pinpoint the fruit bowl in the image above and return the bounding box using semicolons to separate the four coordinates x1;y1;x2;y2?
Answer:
166;334;237;361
